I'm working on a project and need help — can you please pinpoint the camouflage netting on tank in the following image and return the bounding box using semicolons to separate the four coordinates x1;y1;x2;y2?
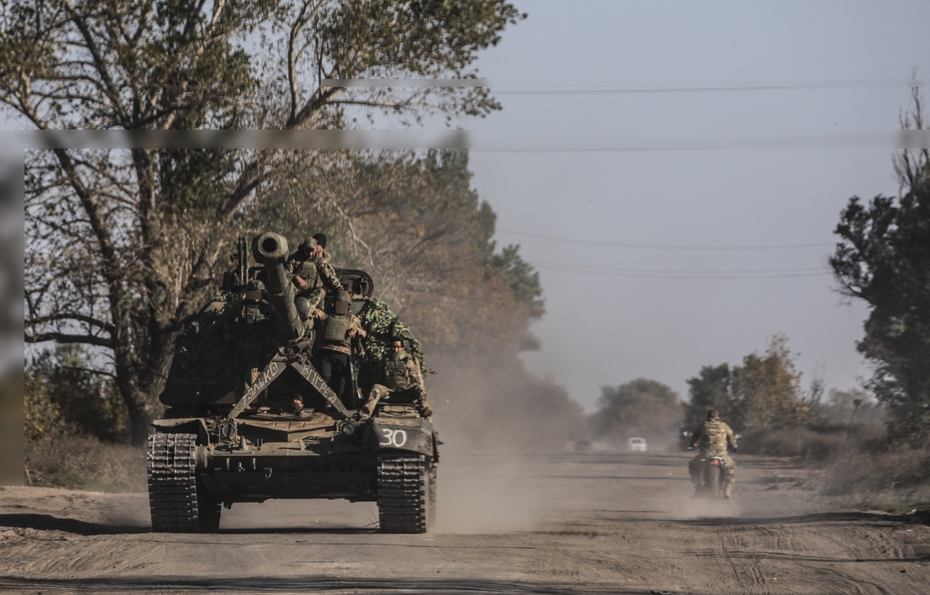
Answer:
356;296;433;376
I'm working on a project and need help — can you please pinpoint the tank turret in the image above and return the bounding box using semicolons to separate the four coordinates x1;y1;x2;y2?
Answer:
251;232;303;343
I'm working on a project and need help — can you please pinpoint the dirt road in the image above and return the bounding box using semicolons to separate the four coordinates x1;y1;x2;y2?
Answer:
1;450;927;594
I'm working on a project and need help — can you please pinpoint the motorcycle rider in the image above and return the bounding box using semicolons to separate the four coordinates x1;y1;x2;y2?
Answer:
688;409;737;499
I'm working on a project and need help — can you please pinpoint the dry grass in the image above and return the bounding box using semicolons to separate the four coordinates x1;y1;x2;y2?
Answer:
738;424;929;511
740;425;848;460
817;447;930;512
739;422;888;461
24;435;147;493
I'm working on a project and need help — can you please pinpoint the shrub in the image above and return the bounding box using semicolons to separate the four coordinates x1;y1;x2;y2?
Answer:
740;425;848;460
819;448;930;498
24;369;68;441
24;434;146;492
26;346;130;443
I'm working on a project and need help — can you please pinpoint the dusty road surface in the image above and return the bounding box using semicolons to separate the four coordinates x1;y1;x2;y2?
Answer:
1;450;928;594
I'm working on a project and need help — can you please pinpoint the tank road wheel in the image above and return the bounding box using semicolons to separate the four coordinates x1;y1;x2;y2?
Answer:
377;454;431;534
147;432;220;532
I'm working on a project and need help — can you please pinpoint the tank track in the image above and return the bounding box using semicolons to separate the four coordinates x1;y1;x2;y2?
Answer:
377;453;433;533
147;432;215;532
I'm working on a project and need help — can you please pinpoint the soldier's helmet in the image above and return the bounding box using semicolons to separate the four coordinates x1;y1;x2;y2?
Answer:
245;279;265;301
295;296;312;320
334;290;351;315
298;237;318;257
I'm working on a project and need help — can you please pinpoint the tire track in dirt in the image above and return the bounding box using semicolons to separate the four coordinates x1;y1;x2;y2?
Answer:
1;453;929;595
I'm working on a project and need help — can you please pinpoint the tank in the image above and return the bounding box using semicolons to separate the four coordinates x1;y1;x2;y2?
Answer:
147;232;438;533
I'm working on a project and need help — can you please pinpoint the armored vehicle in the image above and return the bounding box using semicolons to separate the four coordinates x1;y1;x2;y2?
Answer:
147;232;438;533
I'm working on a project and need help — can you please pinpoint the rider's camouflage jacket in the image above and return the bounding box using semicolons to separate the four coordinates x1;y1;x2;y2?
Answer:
691;419;736;456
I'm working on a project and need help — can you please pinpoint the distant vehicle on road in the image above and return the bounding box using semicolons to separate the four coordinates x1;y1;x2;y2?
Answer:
573;440;593;451
628;437;647;452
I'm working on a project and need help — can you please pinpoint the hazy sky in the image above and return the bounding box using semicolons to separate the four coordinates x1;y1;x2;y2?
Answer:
461;0;930;410
9;1;929;412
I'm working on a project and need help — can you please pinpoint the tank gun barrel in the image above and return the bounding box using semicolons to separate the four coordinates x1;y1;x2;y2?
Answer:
252;232;303;343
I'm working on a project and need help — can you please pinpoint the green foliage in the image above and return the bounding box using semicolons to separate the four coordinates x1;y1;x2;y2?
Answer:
25;345;129;443
684;335;819;432
730;335;814;428
830;157;930;443
11;1;525;444
356;295;431;375
682;364;732;432
591;378;682;444
251;148;575;450
1;0;523;131
256;149;544;353
490;244;545;321
24;368;67;442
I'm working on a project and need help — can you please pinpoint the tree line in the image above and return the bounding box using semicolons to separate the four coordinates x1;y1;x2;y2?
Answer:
10;2;929;450
9;0;531;445
590;91;930;449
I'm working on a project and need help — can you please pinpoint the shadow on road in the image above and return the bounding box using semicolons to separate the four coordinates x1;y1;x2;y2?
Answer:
0;513;147;535
678;510;930;527
0;574;661;594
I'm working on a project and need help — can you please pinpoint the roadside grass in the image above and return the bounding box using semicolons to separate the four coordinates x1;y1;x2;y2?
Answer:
817;447;930;513
739;423;929;512
24;434;146;493
740;423;886;461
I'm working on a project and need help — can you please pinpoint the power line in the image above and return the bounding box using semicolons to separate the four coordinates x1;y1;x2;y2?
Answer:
493;79;929;95
497;229;834;251
536;261;828;275
320;78;929;93
536;262;832;280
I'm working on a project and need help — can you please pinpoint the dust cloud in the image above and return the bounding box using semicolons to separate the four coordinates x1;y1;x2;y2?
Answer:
424;347;582;533
433;454;542;534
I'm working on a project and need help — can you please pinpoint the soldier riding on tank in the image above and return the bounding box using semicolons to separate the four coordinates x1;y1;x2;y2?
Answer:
311;289;367;409
362;337;433;418
286;234;342;313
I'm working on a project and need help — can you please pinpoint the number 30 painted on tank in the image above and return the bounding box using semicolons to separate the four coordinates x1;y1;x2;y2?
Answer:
379;428;408;448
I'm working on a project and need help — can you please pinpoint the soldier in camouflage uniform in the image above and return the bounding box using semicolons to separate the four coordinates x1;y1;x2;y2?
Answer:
688;409;738;498
362;337;432;418
285;235;342;314
354;296;431;375
310;290;367;408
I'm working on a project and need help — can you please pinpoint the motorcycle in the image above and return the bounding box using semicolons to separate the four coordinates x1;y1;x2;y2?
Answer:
688;433;741;500
696;455;730;499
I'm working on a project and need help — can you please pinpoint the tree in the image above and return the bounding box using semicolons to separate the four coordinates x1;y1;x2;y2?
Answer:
682;364;732;431
730;335;814;429
25;344;128;442
6;0;525;444
251;148;571;450
684;335;819;431
254;149;544;351
591;378;681;445
820;388;883;428
829;89;930;444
